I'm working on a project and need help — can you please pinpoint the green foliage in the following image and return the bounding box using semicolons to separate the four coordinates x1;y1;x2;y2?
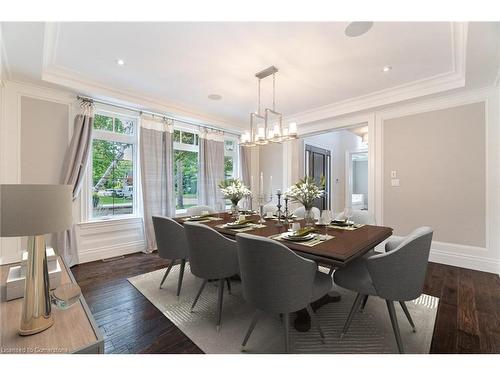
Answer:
224;156;234;179
92;139;133;189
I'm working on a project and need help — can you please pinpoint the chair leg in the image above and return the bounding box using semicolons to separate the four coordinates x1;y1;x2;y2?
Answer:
241;311;261;350
216;278;224;332
283;312;290;353
176;259;186;297
190;279;207;312
340;293;364;339
306;305;325;343
386;300;404;354
159;260;175;289
360;295;369;312
399;301;416;332
226;278;232;295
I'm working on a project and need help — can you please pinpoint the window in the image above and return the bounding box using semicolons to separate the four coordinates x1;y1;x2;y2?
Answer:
223;138;240;208
90;112;137;219
174;128;199;213
224;138;237;180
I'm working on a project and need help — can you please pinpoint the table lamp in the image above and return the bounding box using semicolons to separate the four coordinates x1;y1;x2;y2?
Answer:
0;184;72;336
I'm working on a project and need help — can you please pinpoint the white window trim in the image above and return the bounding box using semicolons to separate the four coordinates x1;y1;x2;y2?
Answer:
174;124;200;216
81;109;140;223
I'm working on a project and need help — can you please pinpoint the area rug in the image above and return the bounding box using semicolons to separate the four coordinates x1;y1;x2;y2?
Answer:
128;264;438;354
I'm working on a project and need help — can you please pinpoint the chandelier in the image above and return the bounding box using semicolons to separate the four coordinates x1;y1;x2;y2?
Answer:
240;66;297;147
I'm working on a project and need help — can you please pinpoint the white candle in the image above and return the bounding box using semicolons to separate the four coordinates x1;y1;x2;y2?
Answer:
259;172;264;195
269;175;273;194
251;175;254;191
289;122;297;135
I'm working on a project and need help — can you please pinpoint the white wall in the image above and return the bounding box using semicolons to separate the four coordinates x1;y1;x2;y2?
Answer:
0;80;145;265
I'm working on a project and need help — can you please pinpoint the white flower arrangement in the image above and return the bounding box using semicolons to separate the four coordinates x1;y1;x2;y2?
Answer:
284;176;325;210
218;179;251;205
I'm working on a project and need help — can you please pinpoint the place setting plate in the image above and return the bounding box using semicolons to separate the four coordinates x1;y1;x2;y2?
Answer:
281;232;317;242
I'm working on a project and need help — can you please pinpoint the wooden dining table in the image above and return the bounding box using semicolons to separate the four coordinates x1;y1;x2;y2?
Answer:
176;212;393;331
176;212;392;268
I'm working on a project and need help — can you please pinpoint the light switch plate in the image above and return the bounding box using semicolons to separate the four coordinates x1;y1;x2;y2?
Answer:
391;171;397;178
391;179;400;187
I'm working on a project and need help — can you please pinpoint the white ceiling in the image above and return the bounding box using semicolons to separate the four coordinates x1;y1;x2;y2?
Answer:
1;22;499;128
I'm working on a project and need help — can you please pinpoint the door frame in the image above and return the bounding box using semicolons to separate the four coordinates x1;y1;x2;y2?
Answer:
304;143;331;210
345;148;369;210
283;113;377;221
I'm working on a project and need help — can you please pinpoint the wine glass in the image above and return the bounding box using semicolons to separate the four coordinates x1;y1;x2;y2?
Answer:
344;207;353;226
320;210;332;240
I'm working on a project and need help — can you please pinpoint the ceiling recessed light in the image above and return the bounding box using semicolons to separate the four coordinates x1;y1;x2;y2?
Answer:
116;59;125;66
382;65;392;73
208;94;222;100
345;22;373;37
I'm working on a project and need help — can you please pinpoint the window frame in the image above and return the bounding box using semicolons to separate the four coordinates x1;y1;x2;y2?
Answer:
84;109;139;222
173;124;200;216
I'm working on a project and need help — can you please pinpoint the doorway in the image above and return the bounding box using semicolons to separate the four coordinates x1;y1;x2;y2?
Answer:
346;150;369;210
302;124;369;213
304;144;331;210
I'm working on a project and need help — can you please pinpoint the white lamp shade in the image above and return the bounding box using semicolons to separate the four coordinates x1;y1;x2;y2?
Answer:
0;184;73;237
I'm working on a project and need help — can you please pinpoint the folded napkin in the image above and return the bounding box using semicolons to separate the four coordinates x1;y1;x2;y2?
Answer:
226;219;254;227
235;219;254;225
291;227;317;237
331;220;349;227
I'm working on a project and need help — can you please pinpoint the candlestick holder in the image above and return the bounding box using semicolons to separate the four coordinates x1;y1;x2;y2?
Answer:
256;193;272;224
275;191;283;227
283;196;290;228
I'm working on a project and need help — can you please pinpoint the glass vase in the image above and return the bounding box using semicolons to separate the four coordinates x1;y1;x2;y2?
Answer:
304;206;315;228
231;201;240;220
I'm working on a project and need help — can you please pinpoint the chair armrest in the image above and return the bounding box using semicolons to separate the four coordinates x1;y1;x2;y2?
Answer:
385;237;404;252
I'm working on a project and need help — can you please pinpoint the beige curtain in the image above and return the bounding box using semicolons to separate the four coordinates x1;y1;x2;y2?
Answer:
140;116;175;252
198;128;225;208
57;100;94;267
239;145;252;186
239;145;252;209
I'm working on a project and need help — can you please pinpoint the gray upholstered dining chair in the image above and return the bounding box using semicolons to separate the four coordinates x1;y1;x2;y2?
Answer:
293;206;321;220
333;226;433;353
184;222;239;331
236;233;332;353
152;216;189;296
334;210;376;225
186;205;216;216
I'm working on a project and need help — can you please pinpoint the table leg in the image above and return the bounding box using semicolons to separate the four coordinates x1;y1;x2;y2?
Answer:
293;291;341;332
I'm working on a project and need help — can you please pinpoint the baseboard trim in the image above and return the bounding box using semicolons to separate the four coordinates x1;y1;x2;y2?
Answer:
429;248;499;275
78;241;146;264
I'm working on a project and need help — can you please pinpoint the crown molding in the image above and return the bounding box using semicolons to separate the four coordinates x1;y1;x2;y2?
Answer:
41;23;245;132
42;22;469;131
287;22;469;125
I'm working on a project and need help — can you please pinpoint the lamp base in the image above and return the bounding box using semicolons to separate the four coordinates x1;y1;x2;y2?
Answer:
18;315;54;336
18;235;53;336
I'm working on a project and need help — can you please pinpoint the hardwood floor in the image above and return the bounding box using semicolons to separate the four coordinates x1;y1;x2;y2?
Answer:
72;252;500;354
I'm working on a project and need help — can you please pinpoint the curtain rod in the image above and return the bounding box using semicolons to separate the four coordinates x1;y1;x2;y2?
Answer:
77;95;241;136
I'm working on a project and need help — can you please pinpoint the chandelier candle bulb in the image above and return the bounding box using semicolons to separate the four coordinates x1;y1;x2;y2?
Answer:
289;122;297;136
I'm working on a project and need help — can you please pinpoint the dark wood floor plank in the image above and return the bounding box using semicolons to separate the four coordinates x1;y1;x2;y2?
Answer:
429;302;457;353
457;268;480;336
73;252;500;354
